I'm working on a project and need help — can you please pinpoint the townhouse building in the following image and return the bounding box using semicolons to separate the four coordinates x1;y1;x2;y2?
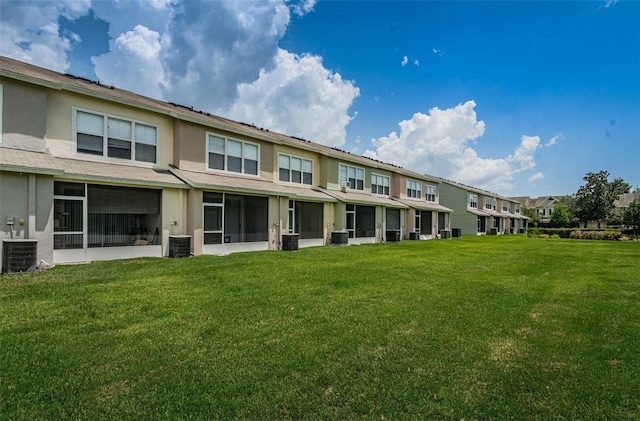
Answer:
0;56;454;270
510;196;564;224
438;179;528;236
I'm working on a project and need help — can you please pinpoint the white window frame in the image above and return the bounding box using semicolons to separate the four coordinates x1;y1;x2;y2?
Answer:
206;133;260;176
406;179;421;199
278;153;313;186
73;107;158;165
502;201;509;212
371;173;390;196
339;163;365;191
425;185;437;202
203;192;225;244
469;194;478;209
514;204;521;214
288;200;296;234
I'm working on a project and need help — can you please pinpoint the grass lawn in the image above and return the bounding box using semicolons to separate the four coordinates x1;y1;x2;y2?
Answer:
1;236;639;420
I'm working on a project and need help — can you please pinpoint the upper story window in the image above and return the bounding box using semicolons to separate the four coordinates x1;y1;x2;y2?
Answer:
502;201;509;212
339;163;364;191
469;194;478;208
514;204;521;214
484;197;496;211
279;154;312;185
406;179;421;199
425;185;437;202
75;109;157;163
207;134;258;176
371;174;390;196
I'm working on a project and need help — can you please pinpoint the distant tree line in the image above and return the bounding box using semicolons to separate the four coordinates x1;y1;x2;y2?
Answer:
527;170;639;233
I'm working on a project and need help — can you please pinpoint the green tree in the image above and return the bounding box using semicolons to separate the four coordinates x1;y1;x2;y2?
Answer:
550;203;571;227
623;200;640;236
574;171;631;228
559;195;580;227
522;206;540;226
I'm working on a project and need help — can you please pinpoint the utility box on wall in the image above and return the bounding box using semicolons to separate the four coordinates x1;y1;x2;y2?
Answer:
2;239;38;274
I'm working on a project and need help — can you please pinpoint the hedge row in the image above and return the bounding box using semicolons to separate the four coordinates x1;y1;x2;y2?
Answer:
527;228;631;241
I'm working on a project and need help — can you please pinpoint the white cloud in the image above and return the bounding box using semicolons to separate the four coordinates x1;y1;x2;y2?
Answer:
545;133;563;147
528;172;544;183
365;101;550;193
226;49;359;148
414;59;420;67
602;0;618;8
291;0;318;16
432;48;444;56
92;25;167;99
87;1;359;146
401;56;408;67
0;0;91;71
508;135;540;172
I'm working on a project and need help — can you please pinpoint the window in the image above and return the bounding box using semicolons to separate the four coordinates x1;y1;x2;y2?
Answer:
203;192;268;244
288;201;323;238
75;109;157;163
339;164;364;191
406;180;421;198
514;204;521;214
371;174;390;195
469;194;478;208
203;192;224;245
207;134;259;175
485;198;492;210
346;204;375;238
279;154;312;185
502;201;509;212
425;185;437;202
53;182;161;249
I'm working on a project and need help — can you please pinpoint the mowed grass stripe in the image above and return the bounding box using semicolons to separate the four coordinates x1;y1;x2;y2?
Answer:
1;236;638;419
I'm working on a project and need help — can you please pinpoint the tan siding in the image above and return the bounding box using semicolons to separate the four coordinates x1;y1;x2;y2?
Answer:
1;80;47;152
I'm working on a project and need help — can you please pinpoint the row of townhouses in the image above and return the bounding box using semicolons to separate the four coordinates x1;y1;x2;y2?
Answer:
0;56;528;269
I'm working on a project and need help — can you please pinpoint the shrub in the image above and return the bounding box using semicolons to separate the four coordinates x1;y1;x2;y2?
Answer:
570;230;622;241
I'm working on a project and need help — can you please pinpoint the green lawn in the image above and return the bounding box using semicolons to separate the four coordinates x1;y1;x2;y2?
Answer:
1;236;639;420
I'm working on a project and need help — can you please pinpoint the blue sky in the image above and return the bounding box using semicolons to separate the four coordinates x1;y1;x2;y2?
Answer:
1;0;638;197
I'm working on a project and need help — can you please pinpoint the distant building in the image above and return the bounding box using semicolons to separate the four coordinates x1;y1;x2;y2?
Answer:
439;179;528;236
509;196;566;224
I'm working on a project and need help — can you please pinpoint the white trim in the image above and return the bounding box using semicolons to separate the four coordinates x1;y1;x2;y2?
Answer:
406;179;422;198
72;106;159;166
339;163;365;191
202;241;269;255
371;172;390;196
277;152;313;186
425;184;437;202
205;131;260;177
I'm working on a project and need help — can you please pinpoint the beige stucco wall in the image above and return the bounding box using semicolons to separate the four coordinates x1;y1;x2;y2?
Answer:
272;144;322;187
45;90;174;167
161;188;187;256
1;80;47;152
187;188;203;255
174;120;276;182
0;172;54;269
